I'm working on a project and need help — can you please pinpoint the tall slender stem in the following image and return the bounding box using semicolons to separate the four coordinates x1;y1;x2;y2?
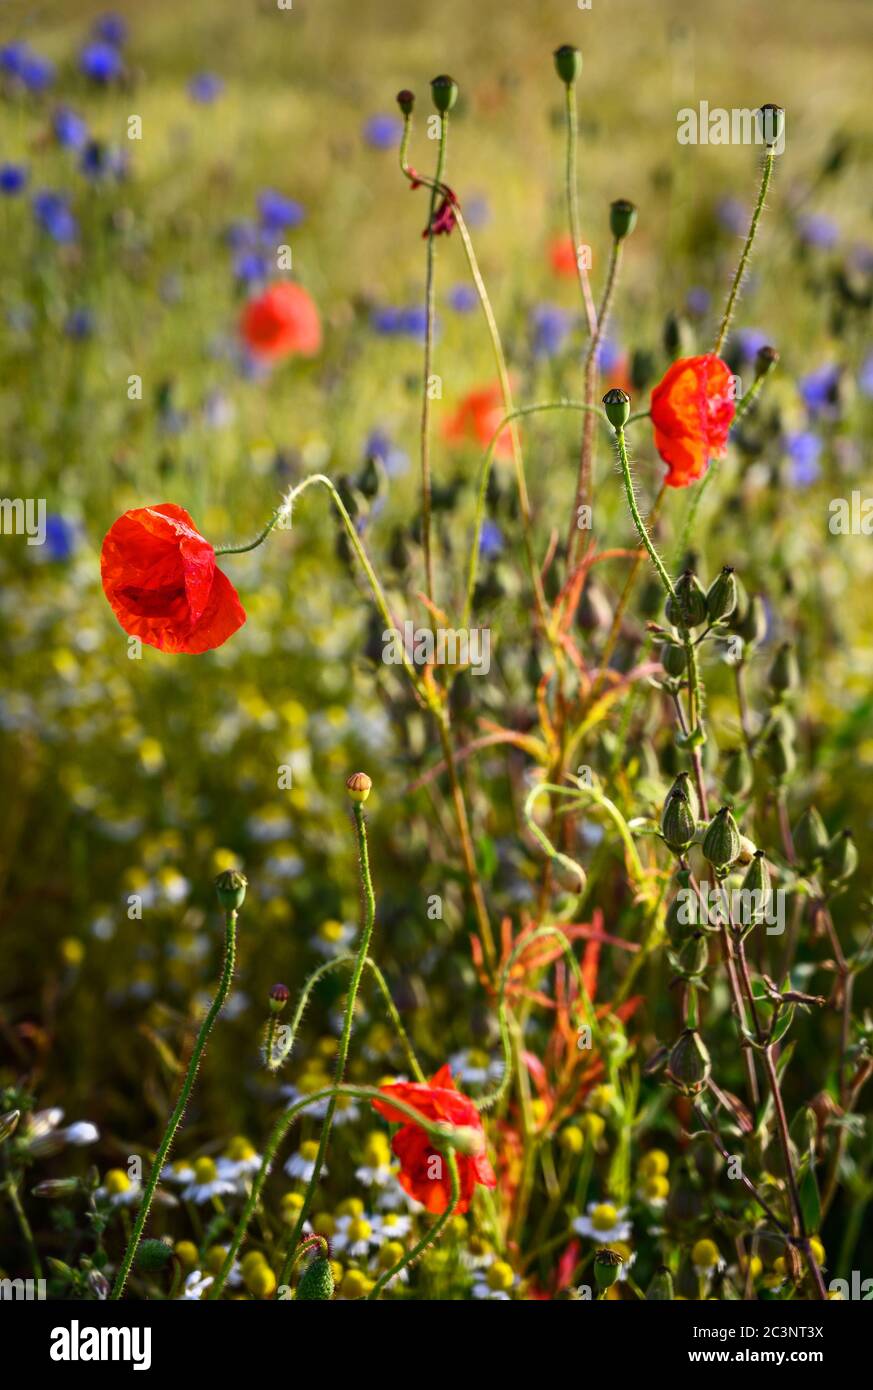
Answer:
110;908;238;1299
563;83;597;339
714;149;775;355
419;112;450;603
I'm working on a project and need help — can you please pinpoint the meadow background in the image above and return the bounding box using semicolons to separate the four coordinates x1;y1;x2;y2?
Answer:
1;0;872;1295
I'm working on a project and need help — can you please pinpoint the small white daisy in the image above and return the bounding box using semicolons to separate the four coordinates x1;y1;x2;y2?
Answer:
97;1170;143;1207
284;1139;325;1183
179;1270;213;1300
181;1157;238;1205
333;1212;381;1258
312;918;357;958
217;1137;262;1182
472;1256;518;1300
573;1201;633;1244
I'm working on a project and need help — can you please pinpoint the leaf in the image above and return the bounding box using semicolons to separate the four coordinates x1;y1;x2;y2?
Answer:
770;1005;795;1046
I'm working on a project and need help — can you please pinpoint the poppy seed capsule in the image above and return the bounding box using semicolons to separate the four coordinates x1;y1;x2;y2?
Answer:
661;641;687;679
269;983;289;1014
757;104;785;149
594;1247;623;1290
430;74;458;113
754;345;780;378
661;788;696;854
666;571;708;629
553;44;582;85
769;641;799;695
701;806;742;874
666;1029;711;1095
824;829;858;882
602;387;630;430
215;869;247;913
706;566;738;623
346;771;373;803
609;198;637;240
396;89;415;116
793;806;829;864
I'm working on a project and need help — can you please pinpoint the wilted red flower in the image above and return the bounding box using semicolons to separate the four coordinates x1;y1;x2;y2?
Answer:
101;504;246;654
443;383;513;459
241;281;322;360
372;1064;497;1214
423;193;457;238
650;353;736;487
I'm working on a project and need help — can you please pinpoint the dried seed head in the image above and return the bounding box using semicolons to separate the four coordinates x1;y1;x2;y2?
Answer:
345;771;373;803
214;869;247;913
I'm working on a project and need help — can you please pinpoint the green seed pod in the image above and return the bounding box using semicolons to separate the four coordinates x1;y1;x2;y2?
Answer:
768;641;799;696
661;641;687;678
32;1178;81;1199
594;1247;623;1290
793;806;829;865
137;1238;174;1272
666;1029;711;1094
757;104;785;149
215;869;247;913
297;1255;335;1300
396;89;415;117
609;198;637;241
553;44;582;85
706;566;738;623
739;851;771;928
824;829;858;883
662;788;696;854
763;728;796;782
734;593;767;648
646;1266;675;1301
430;74;458;113
754;345;780;379
701;806;742;875
676;933;709;978
723;746;753;799
0;1109;20;1144
602;387;630;430
666;571;708;629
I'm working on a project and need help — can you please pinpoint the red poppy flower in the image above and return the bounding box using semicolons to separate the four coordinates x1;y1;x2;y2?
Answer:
241;281;322;360
443;383;513;459
549;233;578;278
649;353;736;487
372;1064;497;1214
101;504;246;654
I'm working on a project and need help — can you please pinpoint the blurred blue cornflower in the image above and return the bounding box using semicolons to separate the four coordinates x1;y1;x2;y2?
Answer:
796;213;839;250
257;189;305;231
784;431;822;486
479;519;504;559
92;13;127;46
64;308;94;340
370;305;429;338
799;363;841;417
363;428;409;478
859;354;873;398
716;197;748;235
53;107;90;150
686;286;710;316
225;220;259;251
80;140;126;181
733;327;770;361
43;515;78;561
596;338;624;372
447;283;477;312
464;196;490;228
530;303;570;358
0;43;55;92
188;72;224;103
233;250;269;284
0;163;28;195
362;113;402;150
32;191;78;243
79;41;123;83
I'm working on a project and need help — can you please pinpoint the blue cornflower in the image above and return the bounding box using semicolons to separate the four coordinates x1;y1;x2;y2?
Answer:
530;303;570;358
257;189;305;231
596;338;624;372
363;428;408;478
80;140;126;181
799;364;841;416
44;515;77;562
370;305;429;338
188;72;224;103
0;163;28;195
686;286;710;316
464;196;490;228
53;107;89;151
80;41;123;83
716;197;748;234
225;220;259;251
734;328;770;361
796;213;839;250
92;13;127;47
362;113;402;150
479;520;504;559
64;308;94;340
447;284;477;313
32;191;78;243
1;43;55;91
785;432;822;487
233;250;269;283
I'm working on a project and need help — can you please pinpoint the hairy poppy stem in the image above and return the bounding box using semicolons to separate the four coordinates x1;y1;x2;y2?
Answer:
563;82;598;339
278;800;377;1289
714;148;776;356
110;907;239;1299
419;111;450;604
366;1152;461;1299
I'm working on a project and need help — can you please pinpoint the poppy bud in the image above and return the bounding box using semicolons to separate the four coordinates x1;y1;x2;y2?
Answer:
396;89;415;117
602;387;630;430
346;771;373;803
740;851;771;927
553;44;582;85
662;787;696;854
824;830;858;883
768;641;799;695
666;1029;711;1094
734;593;767;648
757;104;785;149
297;1254;335;1300
215;869;247;913
661;641;687;678
763;727;796;781
723;746;753;799
137;1238;174;1272
609;198;637;240
666;571;708;629
793;806;829;865
594;1247;623;1290
754;345;779;378
431;74;458;113
646;1266;674;1300
706;566;738;623
702;806;742;875
0;1109;20;1144
269;983;290;1015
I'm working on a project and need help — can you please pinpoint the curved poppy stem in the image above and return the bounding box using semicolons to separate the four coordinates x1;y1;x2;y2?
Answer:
714;148;776;356
366;1152;460;1300
110;907;239;1299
